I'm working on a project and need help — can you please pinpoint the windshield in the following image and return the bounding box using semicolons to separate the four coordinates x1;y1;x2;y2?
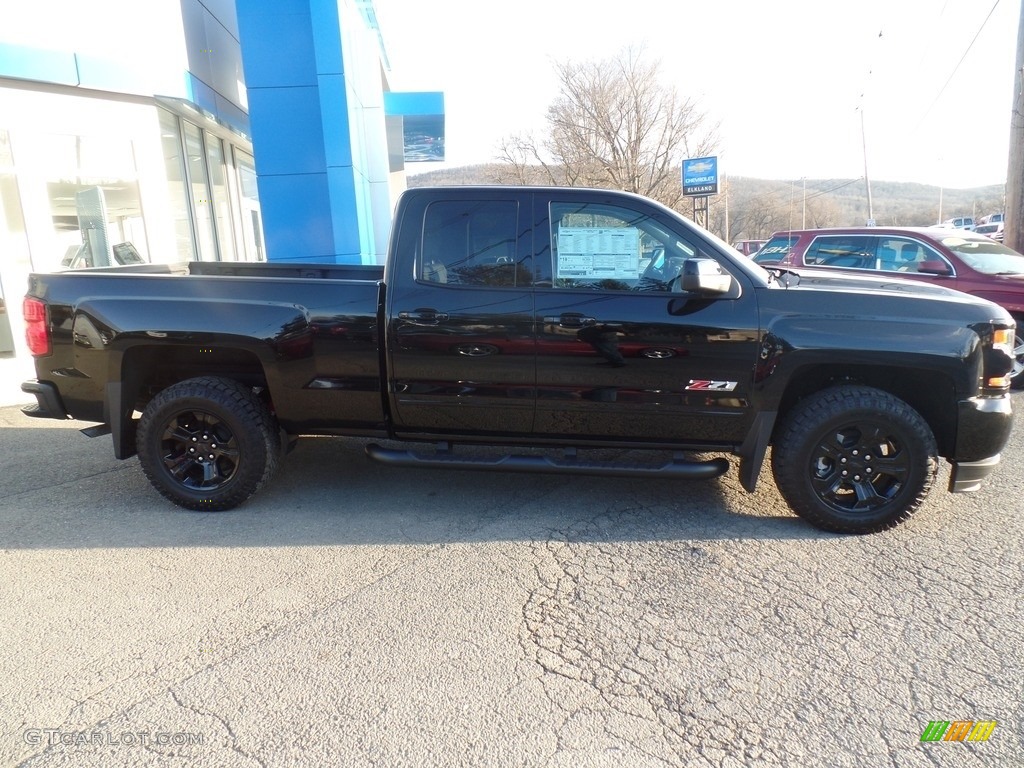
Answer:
752;235;798;264
939;235;1024;275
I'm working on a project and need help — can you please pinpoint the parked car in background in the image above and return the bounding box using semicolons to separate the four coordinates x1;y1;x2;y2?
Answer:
978;212;1004;226
939;216;975;231
731;239;766;257
975;221;1004;242
753;226;1024;386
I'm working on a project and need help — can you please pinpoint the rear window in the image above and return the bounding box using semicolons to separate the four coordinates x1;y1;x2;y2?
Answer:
419;200;523;286
753;236;798;264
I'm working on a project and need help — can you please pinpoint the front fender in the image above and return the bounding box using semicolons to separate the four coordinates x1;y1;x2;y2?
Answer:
756;315;981;405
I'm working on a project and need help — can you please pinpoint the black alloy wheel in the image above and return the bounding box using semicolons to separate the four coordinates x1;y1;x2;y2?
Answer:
137;376;280;510
772;385;938;534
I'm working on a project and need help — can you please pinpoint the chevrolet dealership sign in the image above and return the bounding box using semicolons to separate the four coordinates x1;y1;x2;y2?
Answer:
682;156;719;196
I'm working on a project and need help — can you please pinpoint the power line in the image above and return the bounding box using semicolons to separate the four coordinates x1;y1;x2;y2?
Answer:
918;0;1002;126
801;178;862;202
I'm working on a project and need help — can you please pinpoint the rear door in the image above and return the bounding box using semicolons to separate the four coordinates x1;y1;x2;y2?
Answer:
803;234;878;269
386;189;536;436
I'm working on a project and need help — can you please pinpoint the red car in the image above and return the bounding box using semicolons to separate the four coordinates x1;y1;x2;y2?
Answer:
732;239;766;257
753;226;1024;386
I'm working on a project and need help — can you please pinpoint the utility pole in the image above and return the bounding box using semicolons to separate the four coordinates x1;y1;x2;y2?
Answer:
1005;4;1024;253
860;107;874;225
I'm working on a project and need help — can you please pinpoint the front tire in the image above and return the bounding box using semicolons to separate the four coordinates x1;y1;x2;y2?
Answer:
772;386;937;534
1010;332;1024;389
137;377;280;510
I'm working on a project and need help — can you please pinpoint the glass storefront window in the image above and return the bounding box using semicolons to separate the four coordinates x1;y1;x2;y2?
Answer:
46;181;147;267
19;132;149;270
205;132;236;261
184;122;217;261
234;148;264;262
0;130;28;353
158;108;196;261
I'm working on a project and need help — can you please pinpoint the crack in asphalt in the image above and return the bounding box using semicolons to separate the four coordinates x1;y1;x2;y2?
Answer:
515;503;1023;767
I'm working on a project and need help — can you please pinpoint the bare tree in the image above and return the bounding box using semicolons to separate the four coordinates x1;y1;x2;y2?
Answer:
804;198;840;229
731;193;791;239
498;48;718;210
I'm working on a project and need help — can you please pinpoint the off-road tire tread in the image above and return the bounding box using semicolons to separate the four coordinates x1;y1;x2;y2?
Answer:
137;376;280;511
771;385;937;534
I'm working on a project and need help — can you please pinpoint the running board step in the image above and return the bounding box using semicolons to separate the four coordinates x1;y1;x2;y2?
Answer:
365;443;730;480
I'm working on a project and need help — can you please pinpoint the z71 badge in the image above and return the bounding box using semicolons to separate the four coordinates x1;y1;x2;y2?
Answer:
686;380;737;391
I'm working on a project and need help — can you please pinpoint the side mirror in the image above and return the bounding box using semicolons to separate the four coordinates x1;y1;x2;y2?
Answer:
918;260;952;276
680;258;733;294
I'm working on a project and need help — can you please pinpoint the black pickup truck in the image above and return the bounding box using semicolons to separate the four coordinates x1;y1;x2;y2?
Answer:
21;186;1016;533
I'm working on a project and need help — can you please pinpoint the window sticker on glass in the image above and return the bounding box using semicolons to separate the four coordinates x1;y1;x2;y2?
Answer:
556;227;640;280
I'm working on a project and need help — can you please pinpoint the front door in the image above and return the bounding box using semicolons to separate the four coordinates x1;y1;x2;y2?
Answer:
531;192;761;444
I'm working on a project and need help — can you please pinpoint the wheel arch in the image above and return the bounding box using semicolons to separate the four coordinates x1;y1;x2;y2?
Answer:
107;343;270;459
773;364;958;456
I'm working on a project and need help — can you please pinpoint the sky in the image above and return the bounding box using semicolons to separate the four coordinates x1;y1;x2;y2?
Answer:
374;0;1021;190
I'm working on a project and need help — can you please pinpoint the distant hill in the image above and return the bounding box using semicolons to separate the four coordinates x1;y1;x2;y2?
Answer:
406;164;1005;237
732;177;1004;228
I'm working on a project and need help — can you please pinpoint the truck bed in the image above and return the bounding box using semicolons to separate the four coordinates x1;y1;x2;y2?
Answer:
187;261;385;281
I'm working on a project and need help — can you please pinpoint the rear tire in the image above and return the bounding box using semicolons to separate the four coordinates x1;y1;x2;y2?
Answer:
137;377;280;510
772;386;937;534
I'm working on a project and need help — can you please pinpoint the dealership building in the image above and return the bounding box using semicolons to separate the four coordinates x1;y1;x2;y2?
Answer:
0;0;441;359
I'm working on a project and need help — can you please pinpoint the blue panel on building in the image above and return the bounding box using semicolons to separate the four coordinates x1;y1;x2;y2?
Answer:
327;166;362;261
237;0;365;263
244;85;327;175
75;54;156;96
309;0;344;75
317;74;353;169
384;91;444;116
0;43;79;86
235;5;318;88
256;173;335;262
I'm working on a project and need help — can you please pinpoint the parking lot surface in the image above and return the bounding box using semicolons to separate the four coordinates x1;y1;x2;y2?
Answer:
1;395;1021;767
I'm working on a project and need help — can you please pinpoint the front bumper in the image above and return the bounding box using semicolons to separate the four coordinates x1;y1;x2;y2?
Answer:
948;454;1001;492
946;394;1013;492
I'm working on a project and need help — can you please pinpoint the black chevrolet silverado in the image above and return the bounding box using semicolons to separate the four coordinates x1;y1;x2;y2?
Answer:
20;186;1016;533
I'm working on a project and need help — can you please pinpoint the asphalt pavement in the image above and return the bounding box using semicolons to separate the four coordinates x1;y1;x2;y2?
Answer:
0;372;1021;767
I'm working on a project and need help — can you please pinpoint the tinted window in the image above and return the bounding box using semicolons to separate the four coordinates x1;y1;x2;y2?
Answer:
804;235;875;268
546;201;702;292
752;235;798;264
873;237;923;271
419;200;525;287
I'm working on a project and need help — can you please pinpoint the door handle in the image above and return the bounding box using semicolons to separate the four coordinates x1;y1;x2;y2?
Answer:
398;308;449;324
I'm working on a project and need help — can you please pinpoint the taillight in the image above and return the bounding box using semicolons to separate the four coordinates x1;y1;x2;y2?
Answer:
23;297;51;356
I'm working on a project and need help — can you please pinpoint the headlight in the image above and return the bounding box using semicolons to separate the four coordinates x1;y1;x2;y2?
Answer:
993;327;1014;356
986;327;1015;389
